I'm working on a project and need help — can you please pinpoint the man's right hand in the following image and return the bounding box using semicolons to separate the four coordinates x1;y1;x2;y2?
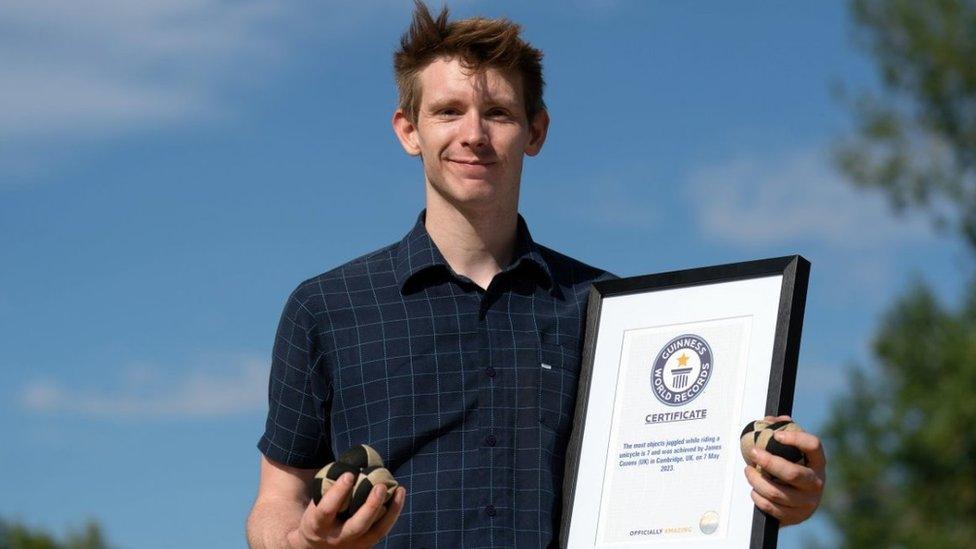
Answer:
286;472;406;549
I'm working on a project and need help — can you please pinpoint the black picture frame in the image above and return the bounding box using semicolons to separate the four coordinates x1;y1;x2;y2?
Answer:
559;255;810;549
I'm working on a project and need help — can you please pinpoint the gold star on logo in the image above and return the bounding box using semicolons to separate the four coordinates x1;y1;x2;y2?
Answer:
677;353;689;366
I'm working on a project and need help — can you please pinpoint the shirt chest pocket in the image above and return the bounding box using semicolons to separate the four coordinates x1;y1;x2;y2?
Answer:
537;342;581;438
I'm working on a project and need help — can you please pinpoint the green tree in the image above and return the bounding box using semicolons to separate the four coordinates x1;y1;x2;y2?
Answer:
823;284;976;546
0;518;108;549
836;0;976;248
826;0;976;546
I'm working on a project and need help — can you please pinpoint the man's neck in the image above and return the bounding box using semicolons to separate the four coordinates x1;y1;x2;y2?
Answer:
424;197;518;291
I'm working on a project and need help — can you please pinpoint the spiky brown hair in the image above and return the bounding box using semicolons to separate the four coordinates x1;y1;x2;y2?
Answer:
393;1;545;124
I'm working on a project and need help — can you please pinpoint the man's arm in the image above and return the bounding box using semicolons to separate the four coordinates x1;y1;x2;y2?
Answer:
247;456;317;548
247;455;406;549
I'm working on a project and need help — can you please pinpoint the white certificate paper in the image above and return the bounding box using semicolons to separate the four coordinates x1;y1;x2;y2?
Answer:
596;316;753;543
561;260;807;549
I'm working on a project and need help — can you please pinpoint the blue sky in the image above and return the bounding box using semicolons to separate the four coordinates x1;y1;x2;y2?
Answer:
1;1;970;547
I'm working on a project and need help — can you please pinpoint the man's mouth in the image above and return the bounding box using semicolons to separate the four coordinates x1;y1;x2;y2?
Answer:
448;158;495;166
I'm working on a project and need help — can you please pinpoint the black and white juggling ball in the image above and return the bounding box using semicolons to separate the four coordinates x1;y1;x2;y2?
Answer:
311;444;399;520
740;420;807;469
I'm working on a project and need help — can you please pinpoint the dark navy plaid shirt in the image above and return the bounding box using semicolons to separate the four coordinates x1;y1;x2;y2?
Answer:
258;211;613;548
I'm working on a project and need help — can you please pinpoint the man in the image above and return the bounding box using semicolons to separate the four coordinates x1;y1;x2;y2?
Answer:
246;3;826;548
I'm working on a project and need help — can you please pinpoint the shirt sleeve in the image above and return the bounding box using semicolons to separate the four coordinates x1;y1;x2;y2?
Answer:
257;287;334;469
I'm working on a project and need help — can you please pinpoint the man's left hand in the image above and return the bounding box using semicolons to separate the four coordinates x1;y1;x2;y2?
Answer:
743;415;826;526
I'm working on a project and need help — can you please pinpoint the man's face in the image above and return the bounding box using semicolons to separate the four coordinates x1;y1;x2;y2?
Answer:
393;56;548;213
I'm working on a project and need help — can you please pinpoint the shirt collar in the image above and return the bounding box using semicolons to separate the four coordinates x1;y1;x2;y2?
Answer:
394;210;553;294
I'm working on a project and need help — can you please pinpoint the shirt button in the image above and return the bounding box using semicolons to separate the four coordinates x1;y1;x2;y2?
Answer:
486;366;496;378
485;504;496;517
485;434;496;447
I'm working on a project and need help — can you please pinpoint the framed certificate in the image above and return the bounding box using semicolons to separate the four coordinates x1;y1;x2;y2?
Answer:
560;256;810;549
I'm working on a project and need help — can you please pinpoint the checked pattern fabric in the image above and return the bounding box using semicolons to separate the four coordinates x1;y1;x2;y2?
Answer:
258;211;614;548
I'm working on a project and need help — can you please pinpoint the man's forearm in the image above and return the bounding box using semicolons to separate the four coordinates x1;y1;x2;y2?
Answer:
247;497;306;549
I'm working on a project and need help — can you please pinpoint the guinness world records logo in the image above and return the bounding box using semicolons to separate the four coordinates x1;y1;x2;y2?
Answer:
651;334;713;406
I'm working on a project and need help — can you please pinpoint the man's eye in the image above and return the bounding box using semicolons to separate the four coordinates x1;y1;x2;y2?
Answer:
487;109;509;118
439;109;459;116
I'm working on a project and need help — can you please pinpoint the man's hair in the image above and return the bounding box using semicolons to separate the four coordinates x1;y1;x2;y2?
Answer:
394;1;545;124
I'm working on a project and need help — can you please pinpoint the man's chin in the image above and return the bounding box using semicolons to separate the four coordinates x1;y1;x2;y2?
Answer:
440;177;495;195
431;189;506;214
426;176;516;209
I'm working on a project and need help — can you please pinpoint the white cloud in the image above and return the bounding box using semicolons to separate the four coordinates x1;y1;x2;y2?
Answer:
0;0;417;183
21;355;268;419
685;146;935;248
0;0;284;139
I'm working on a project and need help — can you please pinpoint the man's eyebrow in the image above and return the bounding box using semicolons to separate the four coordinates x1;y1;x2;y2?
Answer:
485;98;519;109
425;98;462;111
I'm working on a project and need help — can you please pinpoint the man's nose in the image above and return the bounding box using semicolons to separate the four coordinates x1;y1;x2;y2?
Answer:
459;111;488;148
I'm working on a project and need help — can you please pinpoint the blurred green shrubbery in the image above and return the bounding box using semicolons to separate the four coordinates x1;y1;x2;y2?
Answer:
826;0;976;546
0;519;108;549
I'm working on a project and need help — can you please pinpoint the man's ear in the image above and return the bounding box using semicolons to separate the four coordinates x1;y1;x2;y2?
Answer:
524;108;550;157
392;110;422;156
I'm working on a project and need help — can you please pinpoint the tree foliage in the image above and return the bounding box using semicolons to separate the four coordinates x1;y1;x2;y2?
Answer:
823;283;976;547
0;518;108;549
836;0;976;249
826;0;976;546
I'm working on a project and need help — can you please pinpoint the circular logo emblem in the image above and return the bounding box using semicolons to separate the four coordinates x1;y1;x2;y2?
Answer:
650;334;713;406
699;511;719;534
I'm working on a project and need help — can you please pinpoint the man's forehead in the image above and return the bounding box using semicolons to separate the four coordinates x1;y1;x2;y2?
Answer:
418;57;522;104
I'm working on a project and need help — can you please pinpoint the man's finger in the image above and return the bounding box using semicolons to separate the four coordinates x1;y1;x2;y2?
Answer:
315;472;357;522
294;500;330;544
296;473;354;548
341;483;391;538
744;465;815;508
772;430;826;472
749;448;821;491
763;414;794;424
751;489;811;526
750;490;785;521
364;486;407;545
361;485;395;530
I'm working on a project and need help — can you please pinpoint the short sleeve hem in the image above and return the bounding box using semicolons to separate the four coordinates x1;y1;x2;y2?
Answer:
257;435;330;470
